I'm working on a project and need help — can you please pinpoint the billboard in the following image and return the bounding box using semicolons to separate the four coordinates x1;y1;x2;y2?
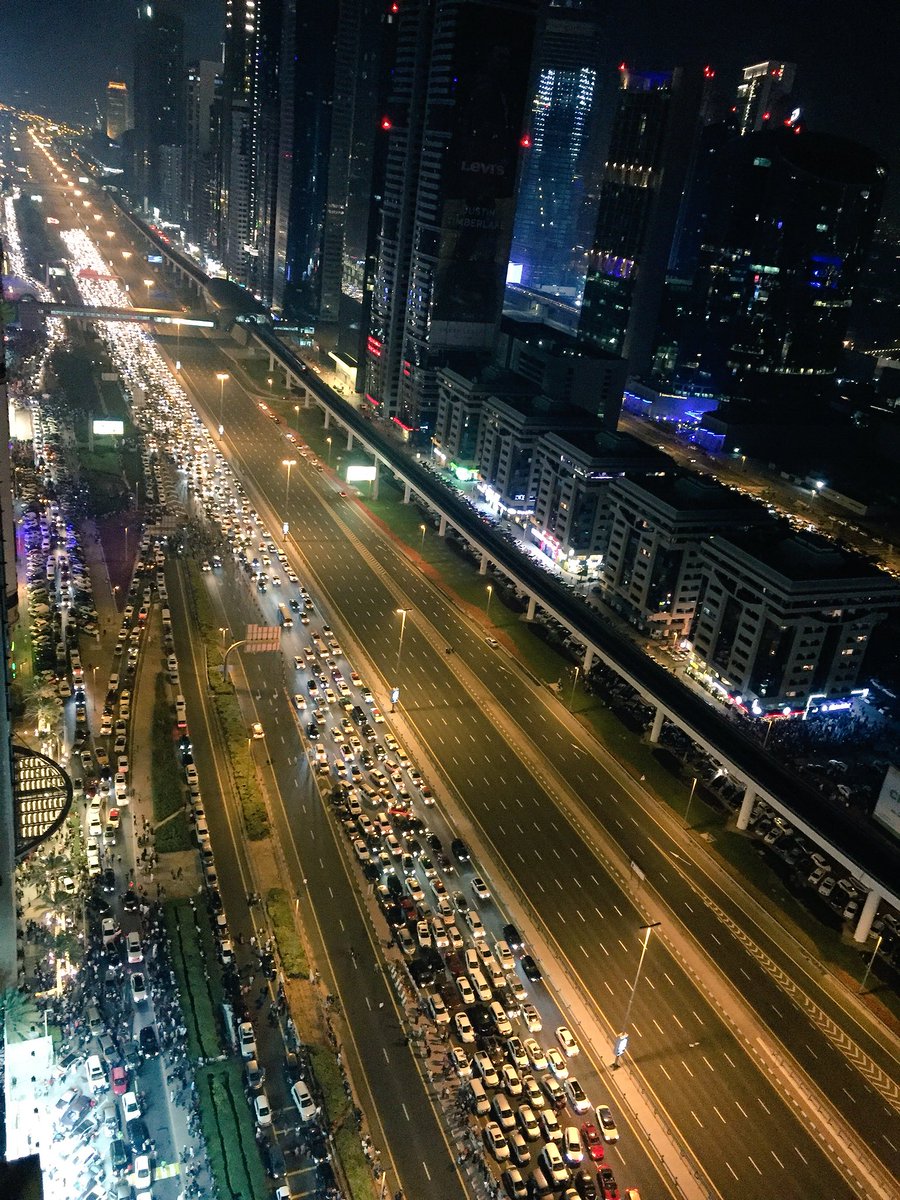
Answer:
346;465;377;482
92;419;124;436
873;764;900;839
147;254;164;264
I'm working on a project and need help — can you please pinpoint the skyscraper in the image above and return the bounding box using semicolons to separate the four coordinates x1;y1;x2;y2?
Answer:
578;64;705;380
509;0;603;293
132;0;184;211
735;60;796;136
105;81;130;142
366;0;538;431
686;127;886;404
183;60;222;254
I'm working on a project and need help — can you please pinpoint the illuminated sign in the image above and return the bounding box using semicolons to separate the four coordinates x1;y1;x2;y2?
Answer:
92;419;124;436
346;465;377;483
146;254;163;264
873;765;900;839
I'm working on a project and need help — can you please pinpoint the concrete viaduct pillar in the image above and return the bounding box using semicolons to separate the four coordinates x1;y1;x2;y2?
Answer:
323;409;331;430
649;706;665;744
403;482;412;504
372;459;380;501
526;595;537;621
439;515;448;537
583;646;594;673
347;430;354;451
479;552;489;576
854;887;881;944
736;785;757;830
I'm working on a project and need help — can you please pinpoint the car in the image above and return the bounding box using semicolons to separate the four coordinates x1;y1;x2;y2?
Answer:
466;909;486;939
539;1141;569;1186
522;1073;545;1110
524;1038;548;1071
238;1021;257;1059
595;1105;619;1143
254;1089;273;1127
493;1091;516;1130
101;917;119;945
129;972;147;1004
472;1052;500;1089
598;1167;619;1199
490;1000;512;1035
126;931;142;963
521;954;541;981
251;722;265;739
542;1073;566;1110
290;1078;317;1121
128;1118;152;1154
451;837;470;862
483;1121;510;1162
456;974;476;1006
472;876;491;901
556;1026;579;1057
122;1090;141;1122
245;1059;265;1092
133;1154;152;1189
522;1003;542;1033
501;1063;523;1097
293;693;307;709
501;1167;528;1200
428;993;450;1025
564;1126;584;1166
111;1065;128;1095
507;1036;529;1070
495;940;515;973
503;922;523;949
580;1122;604;1163
573;1169;598;1199
139;1025;159;1057
547;1047;569;1079
540;1107;563;1143
454;1011;475;1043
517;1103;541;1141
564;1078;590;1114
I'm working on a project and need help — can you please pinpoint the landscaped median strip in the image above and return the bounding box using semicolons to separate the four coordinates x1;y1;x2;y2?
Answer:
197;1060;270;1200
165;899;224;1061
265;887;308;977
151;669;192;851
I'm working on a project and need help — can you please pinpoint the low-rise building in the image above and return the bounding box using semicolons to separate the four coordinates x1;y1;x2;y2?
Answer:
689;527;900;715
600;473;765;636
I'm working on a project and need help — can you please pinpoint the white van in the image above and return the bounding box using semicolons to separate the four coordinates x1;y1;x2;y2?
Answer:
86;1053;107;1092
175;695;187;727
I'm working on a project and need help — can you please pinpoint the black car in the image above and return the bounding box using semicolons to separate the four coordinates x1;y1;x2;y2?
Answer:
102;868;116;893
385;873;403;900
260;953;276;980
128;1118;152;1154
122;890;139;912
262;1137;286;1179
288;598;301;612
574;1170;597;1200
110;1137;130;1176
520;955;541;982
59;1094;93;1131
306;721;319;739
427;834;443;854
503;922;523;950
139;1025;160;1057
451;838;470;862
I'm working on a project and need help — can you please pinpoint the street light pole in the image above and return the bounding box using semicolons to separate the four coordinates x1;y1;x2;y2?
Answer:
282;458;296;513
614;921;660;1067
395;608;408;676
860;933;883;994
326;436;333;466
570;665;580;707
216;372;229;427
486;584;493;618
419;524;426;552
684;776;698;827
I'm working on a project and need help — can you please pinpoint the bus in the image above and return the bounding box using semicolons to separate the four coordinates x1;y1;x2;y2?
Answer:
277;603;294;629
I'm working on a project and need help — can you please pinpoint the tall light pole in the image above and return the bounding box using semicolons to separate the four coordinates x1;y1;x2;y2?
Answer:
395;608;408;675
614;921;660;1067
419;524;426;552
684;776;698;826
216;372;229;427
294;404;300;427
326;436;332;466
486;584;493;617
282;458;296;510
570;665;580;707
174;319;182;370
143;278;154;301
860;933;883;994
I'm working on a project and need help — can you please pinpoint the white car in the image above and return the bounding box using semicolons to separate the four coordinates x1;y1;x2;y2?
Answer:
522;1003;542;1033
595;1104;619;1143
564;1076;591;1114
454;1011;475;1044
547;1047;569;1080
133;1154;152;1189
129;972;148;1004
251;722;265;739
483;1121;510;1162
122;1090;141;1122
556;1026;579;1057
238;1021;257;1059
290;1078;317;1121
524;1038;548;1072
126;931;143;963
456;975;475;1006
101;917;118;945
254;1090;273;1127
563;1126;583;1166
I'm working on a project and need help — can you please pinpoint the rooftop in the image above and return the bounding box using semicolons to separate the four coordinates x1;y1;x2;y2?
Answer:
617;471;765;520
714;526;900;588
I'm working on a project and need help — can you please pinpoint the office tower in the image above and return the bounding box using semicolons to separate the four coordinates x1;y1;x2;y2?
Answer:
277;0;338;315
688;127;886;405
578;65;705;381
319;0;398;368
509;0;603;293
184;60;222;253
0;269;16;990
735;60;796;136
132;0;184;211
366;0;538;431
106;81;130;142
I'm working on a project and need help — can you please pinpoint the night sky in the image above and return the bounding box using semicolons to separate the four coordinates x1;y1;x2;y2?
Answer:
3;0;899;213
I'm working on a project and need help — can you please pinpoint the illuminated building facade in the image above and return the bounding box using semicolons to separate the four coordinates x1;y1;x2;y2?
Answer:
105;81;130;142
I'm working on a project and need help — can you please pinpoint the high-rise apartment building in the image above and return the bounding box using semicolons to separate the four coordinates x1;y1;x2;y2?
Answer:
366;0;538;431
509;0;603;293
132;0;184;211
105;81;130;142
578;65;705;380
184;60;222;254
685;127;886;404
735;60;796;136
319;0;398;366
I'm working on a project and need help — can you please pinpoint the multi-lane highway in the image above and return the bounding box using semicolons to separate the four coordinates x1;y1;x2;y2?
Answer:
20;132;900;1200
171;339;899;1200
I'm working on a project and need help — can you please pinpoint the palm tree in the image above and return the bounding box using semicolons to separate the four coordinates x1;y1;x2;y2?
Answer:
22;678;62;738
0;987;34;1041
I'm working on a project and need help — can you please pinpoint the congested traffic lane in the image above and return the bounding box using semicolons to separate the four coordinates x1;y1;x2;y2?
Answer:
176;534;468;1200
171;345;863;1200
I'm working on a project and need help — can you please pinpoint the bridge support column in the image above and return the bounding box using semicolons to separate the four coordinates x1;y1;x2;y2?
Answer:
323;410;331;430
479;552;489;576
438;515;448;537
268;351;276;371
346;430;354;451
305;389;312;409
371;459;380;501
526;595;537;621
649;706;665;744
736;786;757;830
583;646;594;674
403;482;412;504
854;888;881;943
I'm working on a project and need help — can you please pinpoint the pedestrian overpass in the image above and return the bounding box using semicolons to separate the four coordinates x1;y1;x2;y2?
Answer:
42;302;216;328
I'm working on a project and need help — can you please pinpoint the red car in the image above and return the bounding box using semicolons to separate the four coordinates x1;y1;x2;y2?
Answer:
581;1122;604;1163
111;1066;128;1095
598;1168;619;1200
